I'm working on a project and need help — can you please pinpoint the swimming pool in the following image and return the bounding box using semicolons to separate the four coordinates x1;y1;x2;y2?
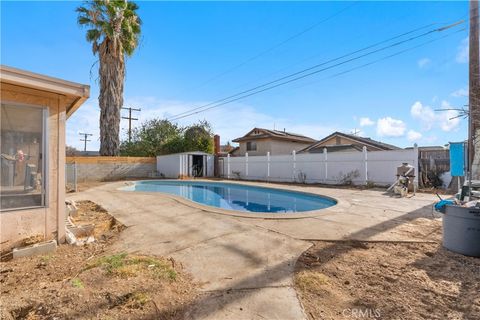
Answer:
123;180;336;213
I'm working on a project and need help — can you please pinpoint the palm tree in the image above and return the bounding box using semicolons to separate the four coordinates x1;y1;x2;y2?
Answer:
77;0;141;156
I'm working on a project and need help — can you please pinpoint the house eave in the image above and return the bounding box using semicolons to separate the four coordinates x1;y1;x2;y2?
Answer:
0;65;90;118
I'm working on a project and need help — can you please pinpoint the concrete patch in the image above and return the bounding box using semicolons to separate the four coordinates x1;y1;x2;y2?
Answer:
171;229;310;291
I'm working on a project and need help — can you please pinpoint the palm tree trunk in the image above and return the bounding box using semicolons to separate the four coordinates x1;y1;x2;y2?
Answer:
98;40;125;156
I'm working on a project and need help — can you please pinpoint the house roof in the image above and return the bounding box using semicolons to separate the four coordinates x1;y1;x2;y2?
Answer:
303;144;365;153
232;127;316;144
300;131;401;152
0;65;90;119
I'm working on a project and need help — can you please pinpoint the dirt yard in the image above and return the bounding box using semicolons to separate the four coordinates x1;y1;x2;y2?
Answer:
0;201;197;320
295;241;480;320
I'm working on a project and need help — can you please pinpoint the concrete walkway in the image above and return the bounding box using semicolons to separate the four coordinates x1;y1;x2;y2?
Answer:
67;181;440;320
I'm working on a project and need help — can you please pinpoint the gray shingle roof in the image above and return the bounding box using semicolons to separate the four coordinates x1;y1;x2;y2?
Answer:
232;127;316;143
300;131;400;152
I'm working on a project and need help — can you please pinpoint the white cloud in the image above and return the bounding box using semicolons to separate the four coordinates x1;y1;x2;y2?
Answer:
376;117;406;137
68;97;342;150
451;87;468;98
359;117;375;127
439;101;460;132
407;130;422;142
417;58;431;68
410;101;436;130
410;100;460;132
456;37;468;63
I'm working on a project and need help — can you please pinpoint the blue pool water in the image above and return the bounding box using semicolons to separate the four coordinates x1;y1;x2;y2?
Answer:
123;180;336;213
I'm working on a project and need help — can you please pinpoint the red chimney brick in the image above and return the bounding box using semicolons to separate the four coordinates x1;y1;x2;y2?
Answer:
214;134;220;155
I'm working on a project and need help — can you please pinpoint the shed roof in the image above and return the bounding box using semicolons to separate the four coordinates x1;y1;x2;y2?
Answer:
157;151;213;157
0;65;90;118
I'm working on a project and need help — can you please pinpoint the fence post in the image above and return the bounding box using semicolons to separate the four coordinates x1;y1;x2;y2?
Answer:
267;151;270;181
74;161;78;192
413;143;419;192
227;154;231;179
292;150;296;182
324;147;328;183
245;152;249;178
363;146;368;185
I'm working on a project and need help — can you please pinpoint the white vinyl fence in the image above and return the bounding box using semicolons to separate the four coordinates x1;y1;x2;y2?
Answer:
221;147;418;187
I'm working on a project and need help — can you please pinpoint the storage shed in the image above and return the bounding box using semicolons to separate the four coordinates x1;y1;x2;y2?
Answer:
0;65;90;250
156;151;214;178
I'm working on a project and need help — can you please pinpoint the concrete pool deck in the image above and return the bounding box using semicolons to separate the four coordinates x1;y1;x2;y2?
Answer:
67;180;442;320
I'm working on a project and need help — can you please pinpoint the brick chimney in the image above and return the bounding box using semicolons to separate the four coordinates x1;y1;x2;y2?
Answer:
214;134;221;155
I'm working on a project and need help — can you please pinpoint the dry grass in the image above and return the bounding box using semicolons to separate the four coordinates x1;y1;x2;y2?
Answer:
295;270;330;293
85;253;177;280
295;241;480;320
0;200;196;320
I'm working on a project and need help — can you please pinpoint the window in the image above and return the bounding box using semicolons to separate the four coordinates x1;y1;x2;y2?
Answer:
1;103;47;211
246;141;257;151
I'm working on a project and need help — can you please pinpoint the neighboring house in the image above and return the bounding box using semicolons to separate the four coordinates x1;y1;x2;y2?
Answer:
1;65;90;249
300;131;400;153
232;128;316;156
229;146;240;156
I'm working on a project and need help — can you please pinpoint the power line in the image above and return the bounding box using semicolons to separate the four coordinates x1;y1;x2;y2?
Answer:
168;20;465;121
327;28;466;79
168;24;436;121
175;1;359;96
167;21;459;120
207;3;452;103
79;132;93;152
172;31;464;122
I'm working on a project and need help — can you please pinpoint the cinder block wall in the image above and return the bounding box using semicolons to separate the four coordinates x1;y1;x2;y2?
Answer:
66;157;157;182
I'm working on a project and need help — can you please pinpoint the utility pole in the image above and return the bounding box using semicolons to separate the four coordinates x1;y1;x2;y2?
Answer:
469;0;480;179
121;107;141;143
79;132;93;152
351;128;361;136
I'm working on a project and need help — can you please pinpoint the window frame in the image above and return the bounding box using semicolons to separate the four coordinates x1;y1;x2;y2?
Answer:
0;102;49;212
246;141;257;151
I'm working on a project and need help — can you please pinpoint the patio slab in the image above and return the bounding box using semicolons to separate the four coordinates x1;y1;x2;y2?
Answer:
185;287;307;320
68;180;440;319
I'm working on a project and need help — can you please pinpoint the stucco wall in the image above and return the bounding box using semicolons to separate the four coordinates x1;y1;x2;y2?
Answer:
1;83;67;250
269;140;312;155
236;138;312;156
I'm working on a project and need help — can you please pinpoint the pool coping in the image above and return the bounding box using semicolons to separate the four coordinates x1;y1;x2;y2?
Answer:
112;179;351;220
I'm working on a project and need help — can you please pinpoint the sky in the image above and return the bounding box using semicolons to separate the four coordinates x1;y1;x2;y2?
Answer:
1;0;471;151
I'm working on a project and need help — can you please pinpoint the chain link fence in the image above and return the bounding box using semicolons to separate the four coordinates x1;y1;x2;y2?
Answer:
66;163;77;192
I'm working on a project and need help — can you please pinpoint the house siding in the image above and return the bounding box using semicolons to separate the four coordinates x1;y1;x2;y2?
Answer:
236;138;312;156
